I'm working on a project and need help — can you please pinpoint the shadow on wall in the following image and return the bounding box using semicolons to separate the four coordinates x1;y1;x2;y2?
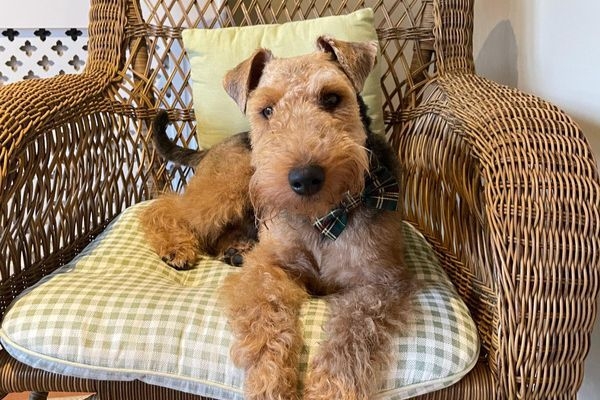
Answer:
574;114;600;168
474;20;600;170
475;20;518;88
580;299;600;399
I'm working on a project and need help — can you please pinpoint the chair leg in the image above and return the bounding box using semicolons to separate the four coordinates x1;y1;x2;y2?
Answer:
29;392;49;400
0;392;8;399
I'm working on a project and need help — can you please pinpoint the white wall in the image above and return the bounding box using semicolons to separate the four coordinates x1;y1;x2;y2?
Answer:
0;2;90;84
473;1;600;398
0;1;88;28
474;0;600;163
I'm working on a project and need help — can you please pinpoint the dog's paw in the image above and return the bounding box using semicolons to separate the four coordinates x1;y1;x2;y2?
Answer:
158;245;198;270
304;377;361;400
219;239;256;267
161;255;193;270
221;247;245;266
243;360;300;400
303;361;368;400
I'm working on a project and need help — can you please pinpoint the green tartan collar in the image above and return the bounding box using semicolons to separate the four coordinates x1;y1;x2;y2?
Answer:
313;155;399;240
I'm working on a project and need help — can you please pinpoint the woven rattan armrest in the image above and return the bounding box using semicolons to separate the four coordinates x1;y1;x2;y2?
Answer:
1;0;140;321
0;72;108;141
401;72;600;399
0;71;153;321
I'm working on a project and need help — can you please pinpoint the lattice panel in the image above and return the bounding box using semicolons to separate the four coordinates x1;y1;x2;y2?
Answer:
140;0;224;28
134;0;436;117
119;0;437;191
0;28;88;84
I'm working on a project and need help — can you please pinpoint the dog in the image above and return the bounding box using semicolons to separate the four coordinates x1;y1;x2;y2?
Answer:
142;36;414;400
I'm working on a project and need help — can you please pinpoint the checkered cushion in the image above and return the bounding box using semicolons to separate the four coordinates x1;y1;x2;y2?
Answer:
0;202;479;399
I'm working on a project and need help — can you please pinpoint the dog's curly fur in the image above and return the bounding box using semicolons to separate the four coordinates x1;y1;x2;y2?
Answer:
142;36;414;399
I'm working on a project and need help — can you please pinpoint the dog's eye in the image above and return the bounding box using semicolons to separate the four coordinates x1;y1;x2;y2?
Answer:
320;92;342;111
261;106;274;119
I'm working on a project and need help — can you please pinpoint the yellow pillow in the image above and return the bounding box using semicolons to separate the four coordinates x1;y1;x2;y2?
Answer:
182;8;385;149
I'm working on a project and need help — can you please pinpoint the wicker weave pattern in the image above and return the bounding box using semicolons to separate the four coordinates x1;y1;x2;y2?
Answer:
1;0;599;399
399;72;600;398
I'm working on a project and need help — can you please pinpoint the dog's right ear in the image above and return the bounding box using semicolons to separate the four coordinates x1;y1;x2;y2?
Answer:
316;36;377;93
223;49;273;114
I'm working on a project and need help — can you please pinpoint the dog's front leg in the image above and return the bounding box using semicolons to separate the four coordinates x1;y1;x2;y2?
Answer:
220;244;308;400
304;281;412;400
141;195;199;269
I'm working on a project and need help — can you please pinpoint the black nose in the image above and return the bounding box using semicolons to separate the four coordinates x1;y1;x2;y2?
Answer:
288;165;325;196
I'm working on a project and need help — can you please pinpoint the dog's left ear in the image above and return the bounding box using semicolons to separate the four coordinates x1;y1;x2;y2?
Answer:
223;48;273;114
316;36;378;93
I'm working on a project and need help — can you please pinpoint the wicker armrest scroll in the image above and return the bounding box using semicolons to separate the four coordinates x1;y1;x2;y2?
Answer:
0;73;109;149
0;72;147;320
0;0;141;314
400;72;600;399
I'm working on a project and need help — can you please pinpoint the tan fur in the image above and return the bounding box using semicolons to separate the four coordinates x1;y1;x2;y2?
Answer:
141;133;255;268
142;36;414;399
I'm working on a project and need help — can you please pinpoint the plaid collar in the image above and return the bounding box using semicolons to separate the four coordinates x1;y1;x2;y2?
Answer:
313;155;399;240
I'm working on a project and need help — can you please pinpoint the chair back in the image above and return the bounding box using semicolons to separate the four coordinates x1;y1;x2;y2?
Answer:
110;0;442;189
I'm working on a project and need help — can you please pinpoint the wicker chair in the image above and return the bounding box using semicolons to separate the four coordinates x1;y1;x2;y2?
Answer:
1;0;599;399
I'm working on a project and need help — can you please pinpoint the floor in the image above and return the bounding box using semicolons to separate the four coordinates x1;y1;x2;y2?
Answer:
3;394;93;400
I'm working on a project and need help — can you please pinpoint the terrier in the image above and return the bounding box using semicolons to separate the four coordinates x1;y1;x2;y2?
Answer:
142;36;413;400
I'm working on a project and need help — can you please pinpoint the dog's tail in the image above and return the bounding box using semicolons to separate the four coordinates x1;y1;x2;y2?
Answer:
152;110;206;167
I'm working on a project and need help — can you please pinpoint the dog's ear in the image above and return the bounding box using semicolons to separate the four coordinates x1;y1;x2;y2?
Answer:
223;49;273;113
316;36;378;93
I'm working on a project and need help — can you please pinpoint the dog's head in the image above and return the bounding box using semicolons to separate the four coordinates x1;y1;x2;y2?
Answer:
223;37;378;220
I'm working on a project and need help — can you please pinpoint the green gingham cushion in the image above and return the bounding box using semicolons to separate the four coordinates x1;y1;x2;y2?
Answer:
0;202;479;399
